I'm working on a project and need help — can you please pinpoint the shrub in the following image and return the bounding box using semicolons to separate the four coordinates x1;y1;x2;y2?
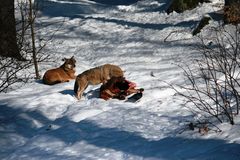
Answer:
173;25;240;126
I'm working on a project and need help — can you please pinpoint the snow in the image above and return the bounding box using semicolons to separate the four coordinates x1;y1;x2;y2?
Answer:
1;0;240;159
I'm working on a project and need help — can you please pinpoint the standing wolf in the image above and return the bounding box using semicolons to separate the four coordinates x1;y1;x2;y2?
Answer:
74;64;124;100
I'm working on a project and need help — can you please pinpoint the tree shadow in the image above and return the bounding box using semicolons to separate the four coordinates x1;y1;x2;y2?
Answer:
89;0;138;5
1;104;240;159
36;0;103;17
51;119;240;159
36;0;197;30
36;0;138;18
35;0;169;19
73;14;198;30
137;0;170;13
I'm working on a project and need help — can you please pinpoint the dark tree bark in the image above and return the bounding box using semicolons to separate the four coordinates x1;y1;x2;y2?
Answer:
0;0;23;60
225;0;240;6
224;0;240;24
166;0;210;14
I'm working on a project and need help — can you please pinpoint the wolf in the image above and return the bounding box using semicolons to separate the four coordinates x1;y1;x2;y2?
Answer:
74;64;124;100
43;56;76;85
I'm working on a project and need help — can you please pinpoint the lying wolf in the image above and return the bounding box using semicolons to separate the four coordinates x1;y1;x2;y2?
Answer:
74;64;124;100
43;56;76;85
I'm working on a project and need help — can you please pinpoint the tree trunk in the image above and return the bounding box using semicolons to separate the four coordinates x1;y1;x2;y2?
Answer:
224;0;240;24
166;0;210;14
29;0;40;79
0;0;23;60
225;0;240;6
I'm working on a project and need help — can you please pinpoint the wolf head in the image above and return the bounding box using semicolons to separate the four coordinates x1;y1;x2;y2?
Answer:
62;56;76;70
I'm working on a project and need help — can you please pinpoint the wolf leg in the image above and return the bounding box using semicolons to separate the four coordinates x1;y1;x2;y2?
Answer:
76;82;88;100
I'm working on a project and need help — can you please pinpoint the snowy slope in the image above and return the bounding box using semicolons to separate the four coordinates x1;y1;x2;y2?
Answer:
1;0;240;159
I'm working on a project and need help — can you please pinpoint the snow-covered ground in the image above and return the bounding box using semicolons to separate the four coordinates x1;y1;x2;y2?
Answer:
1;0;240;159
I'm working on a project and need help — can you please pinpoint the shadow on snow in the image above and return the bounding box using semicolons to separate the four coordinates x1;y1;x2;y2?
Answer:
1;104;240;159
36;0;138;17
88;0;139;5
35;0;198;31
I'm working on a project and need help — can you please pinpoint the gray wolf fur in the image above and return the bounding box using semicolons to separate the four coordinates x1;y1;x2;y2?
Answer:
74;64;124;100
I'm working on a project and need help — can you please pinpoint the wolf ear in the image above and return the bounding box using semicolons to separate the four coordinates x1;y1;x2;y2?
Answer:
62;58;66;61
71;56;74;59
